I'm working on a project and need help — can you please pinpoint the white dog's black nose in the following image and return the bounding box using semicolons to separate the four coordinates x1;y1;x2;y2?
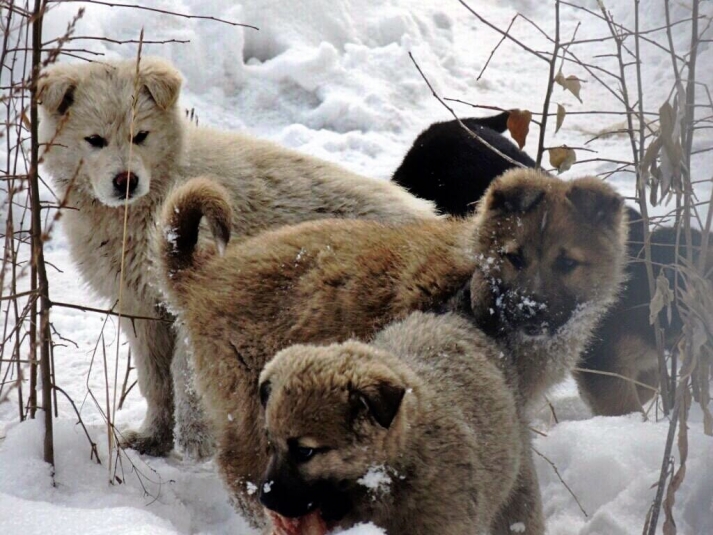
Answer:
113;172;139;196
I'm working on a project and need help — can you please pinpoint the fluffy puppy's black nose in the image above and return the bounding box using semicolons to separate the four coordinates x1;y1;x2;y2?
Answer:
113;172;139;196
522;321;547;337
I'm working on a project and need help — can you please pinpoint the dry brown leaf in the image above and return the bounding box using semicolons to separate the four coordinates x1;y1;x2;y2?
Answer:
21;110;32;130
649;272;674;325
548;146;576;173
659;102;675;138
555;103;566;134
507;109;532;149
555;71;583;103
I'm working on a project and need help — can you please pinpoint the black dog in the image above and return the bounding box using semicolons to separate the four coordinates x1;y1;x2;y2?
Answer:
392;112;534;217
394;112;711;415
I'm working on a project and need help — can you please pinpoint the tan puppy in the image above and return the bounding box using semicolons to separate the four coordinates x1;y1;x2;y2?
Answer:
38;57;436;457
155;168;628;525
258;312;531;535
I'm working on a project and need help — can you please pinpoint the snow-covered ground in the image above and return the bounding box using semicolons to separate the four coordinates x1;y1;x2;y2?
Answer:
1;0;712;534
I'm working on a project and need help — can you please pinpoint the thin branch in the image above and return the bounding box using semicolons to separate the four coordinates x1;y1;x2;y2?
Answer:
408;52;528;169
46;0;259;30
532;446;588;518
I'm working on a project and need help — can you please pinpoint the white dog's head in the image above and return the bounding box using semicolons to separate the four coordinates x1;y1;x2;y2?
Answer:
38;57;184;207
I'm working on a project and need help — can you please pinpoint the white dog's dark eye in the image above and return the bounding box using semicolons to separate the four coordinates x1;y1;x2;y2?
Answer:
132;131;149;145
84;135;107;148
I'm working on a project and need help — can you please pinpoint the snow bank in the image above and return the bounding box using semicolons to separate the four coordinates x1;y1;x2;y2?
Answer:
533;378;713;535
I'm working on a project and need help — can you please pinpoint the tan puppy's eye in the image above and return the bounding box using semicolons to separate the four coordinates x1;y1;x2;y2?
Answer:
504;250;526;270
554;256;580;274
288;439;331;463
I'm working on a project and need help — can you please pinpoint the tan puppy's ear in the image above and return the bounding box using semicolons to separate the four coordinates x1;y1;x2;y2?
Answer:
38;65;78;115
566;178;624;228
139;58;182;110
486;182;545;215
351;382;405;429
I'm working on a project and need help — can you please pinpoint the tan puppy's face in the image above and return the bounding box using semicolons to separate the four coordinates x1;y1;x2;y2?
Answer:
38;58;183;207
258;343;405;528
472;170;627;342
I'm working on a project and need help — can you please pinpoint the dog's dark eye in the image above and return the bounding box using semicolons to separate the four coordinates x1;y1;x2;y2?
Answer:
132;131;149;145
84;135;107;148
555;256;580;274
294;446;315;463
504;250;526;271
289;441;330;464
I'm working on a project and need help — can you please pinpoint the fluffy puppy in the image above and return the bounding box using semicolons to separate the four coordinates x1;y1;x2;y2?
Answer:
392;118;711;415
38;57;437;457
392;112;535;217
258;312;535;535
155;167;628;526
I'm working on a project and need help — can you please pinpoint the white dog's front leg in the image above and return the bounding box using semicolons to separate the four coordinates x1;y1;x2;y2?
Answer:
120;315;175;457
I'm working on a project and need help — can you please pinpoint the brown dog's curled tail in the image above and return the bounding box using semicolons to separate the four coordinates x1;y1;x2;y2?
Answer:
159;176;232;281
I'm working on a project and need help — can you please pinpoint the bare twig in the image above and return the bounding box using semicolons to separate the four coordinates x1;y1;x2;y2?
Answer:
532;446;588;518
535;0;560;167
47;0;259;30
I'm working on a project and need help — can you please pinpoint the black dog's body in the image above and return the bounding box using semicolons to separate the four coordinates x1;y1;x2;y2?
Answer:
394;112;710;415
392;112;535;217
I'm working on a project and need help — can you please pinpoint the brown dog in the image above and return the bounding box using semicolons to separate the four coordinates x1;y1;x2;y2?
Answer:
258;312;532;534
155;168;628;526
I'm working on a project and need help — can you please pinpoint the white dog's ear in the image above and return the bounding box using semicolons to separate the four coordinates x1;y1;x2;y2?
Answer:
38;65;79;115
139;58;182;110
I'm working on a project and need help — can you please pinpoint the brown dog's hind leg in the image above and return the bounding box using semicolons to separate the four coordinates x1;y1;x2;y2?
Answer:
491;443;545;535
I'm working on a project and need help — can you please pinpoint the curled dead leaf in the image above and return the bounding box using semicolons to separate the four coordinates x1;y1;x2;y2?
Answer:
555;103;566;134
507;109;532;149
649;272;674;326
548;146;576;174
22;110;32;130
555;71;583;103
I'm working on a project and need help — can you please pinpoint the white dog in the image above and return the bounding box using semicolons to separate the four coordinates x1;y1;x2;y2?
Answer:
38;57;437;458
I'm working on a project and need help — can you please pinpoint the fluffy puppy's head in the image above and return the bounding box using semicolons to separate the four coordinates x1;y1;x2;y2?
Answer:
471;168;628;342
257;342;409;529
38;57;183;207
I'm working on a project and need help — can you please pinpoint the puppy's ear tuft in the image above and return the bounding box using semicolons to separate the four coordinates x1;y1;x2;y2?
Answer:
139;58;182;110
352;382;405;429
38;66;78;115
259;381;272;409
488;183;546;215
566;178;624;228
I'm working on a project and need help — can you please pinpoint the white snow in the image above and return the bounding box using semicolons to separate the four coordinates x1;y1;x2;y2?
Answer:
356;465;392;497
1;1;712;535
